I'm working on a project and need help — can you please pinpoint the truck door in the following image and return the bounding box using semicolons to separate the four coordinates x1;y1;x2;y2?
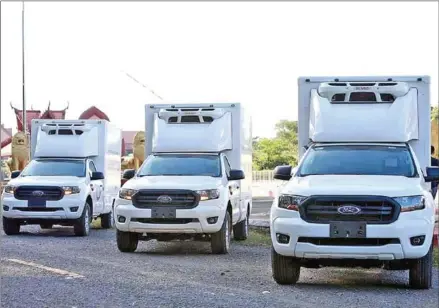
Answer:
223;155;240;223
88;160;104;214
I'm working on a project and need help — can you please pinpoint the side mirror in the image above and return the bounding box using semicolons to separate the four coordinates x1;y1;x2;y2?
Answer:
273;165;292;181
10;170;21;179
228;169;245;181
425;167;439;182
122;169;136;180
91;171;105;181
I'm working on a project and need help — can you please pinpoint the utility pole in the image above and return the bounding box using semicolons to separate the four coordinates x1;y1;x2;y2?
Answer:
22;1;27;134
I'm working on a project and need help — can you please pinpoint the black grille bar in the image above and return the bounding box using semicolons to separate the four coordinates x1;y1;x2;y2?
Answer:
132;189;200;209
299;195;400;224
14;186;64;201
298;237;400;246
131;218;199;224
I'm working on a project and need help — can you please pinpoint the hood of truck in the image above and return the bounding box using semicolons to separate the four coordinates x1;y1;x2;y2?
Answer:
7;176;87;187
281;175;424;197
124;176;223;191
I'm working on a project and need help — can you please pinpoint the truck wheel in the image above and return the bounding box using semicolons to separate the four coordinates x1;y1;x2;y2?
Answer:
211;211;232;254
233;210;249;241
271;246;301;285
101;210;114;229
40;223;53;229
73;203;91;237
2;217;20;235
409;243;433;289
116;229;138;253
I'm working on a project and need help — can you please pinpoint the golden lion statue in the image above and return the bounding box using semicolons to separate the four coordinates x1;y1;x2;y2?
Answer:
10;131;29;171
1;159;11;181
133;131;145;169
121;131;145;171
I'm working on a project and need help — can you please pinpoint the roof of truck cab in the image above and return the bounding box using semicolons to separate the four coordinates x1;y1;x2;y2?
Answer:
313;142;407;147
298;75;430;84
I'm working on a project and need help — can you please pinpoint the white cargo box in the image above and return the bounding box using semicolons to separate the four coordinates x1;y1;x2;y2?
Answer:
298;76;431;171
31;119;122;176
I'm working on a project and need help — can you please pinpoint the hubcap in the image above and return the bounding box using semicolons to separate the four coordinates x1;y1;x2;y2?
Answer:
84;208;90;233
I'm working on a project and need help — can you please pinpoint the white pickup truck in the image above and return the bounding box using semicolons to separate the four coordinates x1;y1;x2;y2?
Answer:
2;119;121;236
115;103;252;254
271;76;439;289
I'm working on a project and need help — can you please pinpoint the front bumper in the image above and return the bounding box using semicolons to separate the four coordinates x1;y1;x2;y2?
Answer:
1;194;85;220
271;206;436;260
114;198;225;234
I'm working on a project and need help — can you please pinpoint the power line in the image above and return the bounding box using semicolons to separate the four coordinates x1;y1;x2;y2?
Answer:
121;71;163;101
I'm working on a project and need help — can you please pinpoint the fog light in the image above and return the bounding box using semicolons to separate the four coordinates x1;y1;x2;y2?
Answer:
118;216;126;223
70;206;79;212
3;205;9;211
276;233;290;244
410;235;425;246
207;216;218;224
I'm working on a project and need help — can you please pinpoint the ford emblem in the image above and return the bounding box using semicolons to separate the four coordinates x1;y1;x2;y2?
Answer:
157;195;172;203
32;190;45;197
337;205;361;215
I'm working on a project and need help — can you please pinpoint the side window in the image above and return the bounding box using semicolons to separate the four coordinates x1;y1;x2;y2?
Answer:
223;156;231;178
88;161;97;178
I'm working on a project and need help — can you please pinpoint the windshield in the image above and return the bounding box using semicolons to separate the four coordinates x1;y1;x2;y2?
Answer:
137;154;221;177
297;145;417;177
20;159;86;177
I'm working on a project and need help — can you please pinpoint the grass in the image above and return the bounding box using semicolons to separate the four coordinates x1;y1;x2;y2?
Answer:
236;228;271;246
434;247;439;268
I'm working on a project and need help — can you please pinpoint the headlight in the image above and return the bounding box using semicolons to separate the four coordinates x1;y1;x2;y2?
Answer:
278;194;307;211
63;186;81;195
393;195;425;212
196;189;220;201
3;185;16;194
119;188;138;200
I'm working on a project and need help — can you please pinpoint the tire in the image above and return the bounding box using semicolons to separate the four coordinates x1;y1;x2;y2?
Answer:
101;210;114;229
73;202;91;237
116;229;139;253
2;217;20;235
409;243;433;289
211;211;232;254
40;223;53;229
271;246;301;285
233;209;249;241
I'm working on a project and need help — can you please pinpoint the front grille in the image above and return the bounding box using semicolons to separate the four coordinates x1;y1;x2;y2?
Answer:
131;218;199;224
132;190;200;209
298;237;400;246
300;196;400;224
14;186;64;201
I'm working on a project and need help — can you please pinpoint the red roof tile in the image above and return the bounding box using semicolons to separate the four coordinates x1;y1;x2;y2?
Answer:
79;106;110;121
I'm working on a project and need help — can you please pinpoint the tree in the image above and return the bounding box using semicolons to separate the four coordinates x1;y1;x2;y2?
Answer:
253;120;299;170
432;106;438;121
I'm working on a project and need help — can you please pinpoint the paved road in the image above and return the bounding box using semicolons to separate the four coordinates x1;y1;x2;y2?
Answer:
1;226;438;308
250;198;272;219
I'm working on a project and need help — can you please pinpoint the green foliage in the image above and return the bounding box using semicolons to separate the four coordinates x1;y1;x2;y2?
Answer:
432;106;439;121
253;120;299;170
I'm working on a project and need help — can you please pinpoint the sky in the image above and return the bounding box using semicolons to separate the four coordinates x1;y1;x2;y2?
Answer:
1;1;438;138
